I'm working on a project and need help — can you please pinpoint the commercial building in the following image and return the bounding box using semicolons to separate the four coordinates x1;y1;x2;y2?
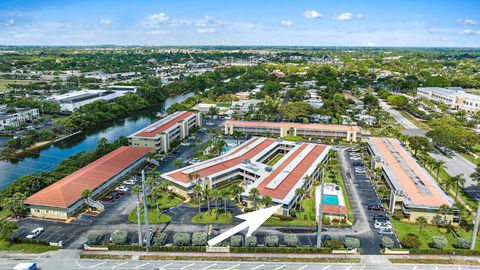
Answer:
224;121;361;142
24;146;151;220
48;89;136;112
162;137;331;215
417;87;480;113
128;111;202;153
0;108;40;131
367;137;459;225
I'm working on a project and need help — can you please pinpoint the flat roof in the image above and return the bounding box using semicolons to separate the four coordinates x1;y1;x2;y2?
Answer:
131;111;195;138
24;146;151;209
368;137;454;209
224;120;360;132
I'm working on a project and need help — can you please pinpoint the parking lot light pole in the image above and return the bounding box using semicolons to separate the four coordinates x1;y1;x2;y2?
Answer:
142;170;151;248
471;197;480;250
316;177;324;248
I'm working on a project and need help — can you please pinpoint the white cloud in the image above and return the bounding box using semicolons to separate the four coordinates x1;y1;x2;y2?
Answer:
100;19;111;26
303;10;322;19
281;20;293;27
144;12;192;28
460;29;480;35
149;30;168;35
332;12;352;21
4;19;14;26
197;28;216;34
457;18;477;25
366;41;376;46
356;14;364;20
428;28;445;34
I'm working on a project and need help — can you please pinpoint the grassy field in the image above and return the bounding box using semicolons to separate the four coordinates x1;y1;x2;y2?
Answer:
0;241;59;253
0;79;39;91
128;209;172;224
391;219;480;250
147;193;182;211
264;197;316;226
191;209;233;223
399;110;431;131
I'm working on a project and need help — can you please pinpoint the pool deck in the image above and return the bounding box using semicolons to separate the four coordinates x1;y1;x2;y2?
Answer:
315;183;347;217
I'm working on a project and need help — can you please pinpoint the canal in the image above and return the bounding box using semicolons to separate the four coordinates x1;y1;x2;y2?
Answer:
0;92;194;190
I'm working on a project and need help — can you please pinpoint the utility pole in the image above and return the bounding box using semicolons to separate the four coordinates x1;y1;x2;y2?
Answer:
471;197;480;250
141;170;152;248
316;174;325;248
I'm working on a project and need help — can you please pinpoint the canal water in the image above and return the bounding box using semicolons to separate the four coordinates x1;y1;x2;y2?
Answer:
0;92;194;190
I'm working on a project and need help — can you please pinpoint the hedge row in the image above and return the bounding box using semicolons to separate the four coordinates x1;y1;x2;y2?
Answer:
12;237;50;246
409;249;480;256
95;245;206;252
230;247;332;254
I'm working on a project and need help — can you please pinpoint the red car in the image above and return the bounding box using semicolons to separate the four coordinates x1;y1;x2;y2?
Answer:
114;189;125;196
101;196;114;203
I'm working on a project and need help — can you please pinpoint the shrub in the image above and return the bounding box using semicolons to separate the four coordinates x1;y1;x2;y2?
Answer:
284;234;299;247
230;247;332;254
245;236;257;247
324;239;344;249
332;218;340;224
87;234;100;245
153;233;167;246
290;209;297;218
322;216;331;225
265;235;279;247
431;236;447;249
173;233;191;246
392;211;404;221
381;237;394;249
400;234;421;249
230;235;243;247
110;231;127;245
191;232;207;246
456;238;471;249
343;237;360;249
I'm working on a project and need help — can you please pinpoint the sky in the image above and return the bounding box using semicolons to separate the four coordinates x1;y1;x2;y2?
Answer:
0;0;479;47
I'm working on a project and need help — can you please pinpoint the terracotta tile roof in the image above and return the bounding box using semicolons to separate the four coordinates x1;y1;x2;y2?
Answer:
257;144;327;200
24;146;151;208
133;111;194;138
322;205;347;215
224;120;360;132
370;137;452;208
166;137;275;183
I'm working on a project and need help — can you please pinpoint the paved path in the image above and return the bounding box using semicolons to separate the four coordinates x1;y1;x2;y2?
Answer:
379;101;425;136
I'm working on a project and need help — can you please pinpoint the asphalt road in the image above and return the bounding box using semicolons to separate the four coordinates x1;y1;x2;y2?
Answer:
379;101;425;137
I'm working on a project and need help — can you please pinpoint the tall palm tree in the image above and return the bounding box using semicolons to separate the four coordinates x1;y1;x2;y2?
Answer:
193;183;203;214
188;172;201;183
438;204;451;226
146;171;162;190
132;185;143;246
453;174;466;200
149;186;162;214
416;216;428;232
204;187;212;213
231;185;245;204
249;188;259;211
260;195;273;208
431;160;445;181
295;188;306;212
316;162;327;182
221;189;230;216
81;189;93;211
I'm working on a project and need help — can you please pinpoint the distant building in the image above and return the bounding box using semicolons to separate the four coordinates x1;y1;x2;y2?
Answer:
0;108;40;131
48;89;135;112
128;111;202;153
224;120;361;142
417;87;480;113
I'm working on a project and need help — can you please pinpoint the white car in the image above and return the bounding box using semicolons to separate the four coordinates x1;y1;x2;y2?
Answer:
123;179;136;185
206;122;215;126
26;227;44;239
350;156;361;161
115;186;129;192
374;222;392;230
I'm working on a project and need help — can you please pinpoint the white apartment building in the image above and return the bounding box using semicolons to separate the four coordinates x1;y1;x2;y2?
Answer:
0;108;40;131
48;89;135;112
417;87;480;113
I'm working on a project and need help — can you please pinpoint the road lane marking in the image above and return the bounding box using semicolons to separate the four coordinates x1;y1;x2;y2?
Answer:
89;262;106;268
227;264;240;270
250;264;264;270
203;263;217;270
274;265;286;270
112;262;128;268
181;263;195;269
321;266;330;270
134;263;150;269
297;265;308;270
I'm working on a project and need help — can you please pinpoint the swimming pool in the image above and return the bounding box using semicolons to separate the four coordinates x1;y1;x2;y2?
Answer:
323;195;339;206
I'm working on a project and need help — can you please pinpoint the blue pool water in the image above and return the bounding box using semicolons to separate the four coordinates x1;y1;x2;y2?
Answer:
323;195;339;205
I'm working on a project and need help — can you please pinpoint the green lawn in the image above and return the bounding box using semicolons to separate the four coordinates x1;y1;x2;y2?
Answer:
148;194;182;211
191;209;233;223
399;111;431;131
128;209;172;224
282;135;303;142
391;219;480;250
264;197;316;226
325;166;354;224
0;79;40;91
0;241;59;253
267;154;285;166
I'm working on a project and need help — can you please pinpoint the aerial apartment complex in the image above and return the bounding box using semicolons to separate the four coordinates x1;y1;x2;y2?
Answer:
128;111;202;153
417;87;480;113
162;137;331;216
24;146;151;220
0;107;40;131
223;120;361;142
368;137;459;225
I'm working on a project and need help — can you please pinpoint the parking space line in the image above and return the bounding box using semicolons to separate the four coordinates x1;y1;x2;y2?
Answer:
203;263;216;270
181;263;195;269
297;265;308;270
359;265;365;270
134;263;150;269
320;266;330;270
161;263;172;268
274;265;286;270
250;265;264;270
112;262;128;268
227;264;240;270
412;266;416;270
344;266;351;270
89;262;106;268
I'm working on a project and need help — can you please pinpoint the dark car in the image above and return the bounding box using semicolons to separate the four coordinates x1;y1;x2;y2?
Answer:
322;235;332;242
352;161;364;167
368;204;385;211
373;213;389;222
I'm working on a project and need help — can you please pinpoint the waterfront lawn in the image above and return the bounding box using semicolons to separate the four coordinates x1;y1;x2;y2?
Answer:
191;209;233;223
391;219;480;250
128;209;172;224
0;241;59;253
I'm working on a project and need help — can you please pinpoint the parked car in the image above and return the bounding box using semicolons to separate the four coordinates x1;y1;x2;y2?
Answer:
115;186;128;192
123;179;136;185
350;156;361;161
101;196;114;203
368;204;385;211
374;221;392;230
378;228;394;235
373;214;389;222
114;190;125;196
352;161;364;167
26;227;44;239
206;122;215;126
354;168;366;174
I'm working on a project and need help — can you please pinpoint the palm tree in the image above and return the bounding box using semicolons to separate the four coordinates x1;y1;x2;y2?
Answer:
220;189;230;216
193;183;203;214
146;171;162;190
438;204;451;227
173;159;183;169
132;185;143;246
149;186;162;214
204;187;212;213
188;172;201;183
295;188;307;212
231;185;245;204
416;216;428;232
470;163;480;186
0;220;18;244
431;160;445;181
448;174;466;199
249;188;259;211
316;162;327;182
443;175;456;193
260;195;273;208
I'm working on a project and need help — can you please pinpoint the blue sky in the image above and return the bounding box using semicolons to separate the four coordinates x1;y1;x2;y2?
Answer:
0;0;479;47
